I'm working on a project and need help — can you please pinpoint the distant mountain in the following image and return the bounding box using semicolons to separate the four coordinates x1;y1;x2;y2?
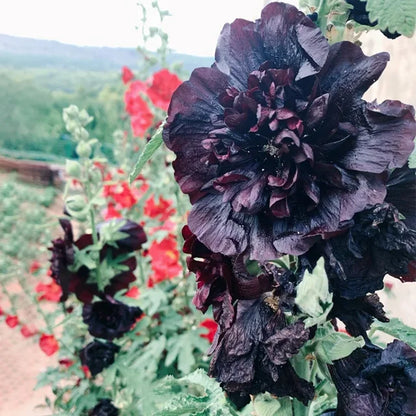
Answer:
0;34;212;73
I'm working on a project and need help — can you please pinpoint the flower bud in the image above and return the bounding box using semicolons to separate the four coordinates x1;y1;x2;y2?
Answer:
76;141;92;158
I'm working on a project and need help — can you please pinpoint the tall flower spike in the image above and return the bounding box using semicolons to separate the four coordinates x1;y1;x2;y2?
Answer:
163;2;416;261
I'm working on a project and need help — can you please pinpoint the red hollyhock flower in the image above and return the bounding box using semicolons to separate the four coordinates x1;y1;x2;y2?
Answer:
124;286;140;298
199;319;218;343
103;202;122;220
21;325;37;338
29;260;41;274
121;66;134;84
124;81;154;137
39;334;59;356
104;181;138;209
35;281;62;302
148;235;182;284
146;69;182;111
5;315;19;328
0;306;3;316
144;195;176;221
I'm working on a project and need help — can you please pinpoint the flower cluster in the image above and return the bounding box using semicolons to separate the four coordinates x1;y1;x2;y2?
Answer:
49;216;146;378
123;67;181;137
163;1;416;410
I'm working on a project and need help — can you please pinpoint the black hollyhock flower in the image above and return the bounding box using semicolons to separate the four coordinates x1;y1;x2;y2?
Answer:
330;340;416;416
346;0;401;39
209;297;314;408
322;203;416;300
79;340;120;376
183;225;300;331
82;300;143;340
49;219;75;301
386;165;416;230
163;2;416;261
50;219;146;303
88;399;119;416
330;293;389;339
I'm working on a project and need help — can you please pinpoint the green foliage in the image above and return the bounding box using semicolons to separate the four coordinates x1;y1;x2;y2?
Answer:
129;122;164;182
366;0;416;37
154;369;243;416
253;394;293;416
295;259;333;327
371;318;416;349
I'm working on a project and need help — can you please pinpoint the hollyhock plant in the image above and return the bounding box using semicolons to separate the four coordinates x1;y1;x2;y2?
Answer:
209;298;313;408
82;300;143;340
330;340;416;415
163;2;416;261
49;218;146;303
80;340;120;376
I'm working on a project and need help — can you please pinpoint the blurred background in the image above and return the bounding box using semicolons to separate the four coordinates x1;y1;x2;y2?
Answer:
0;0;415;414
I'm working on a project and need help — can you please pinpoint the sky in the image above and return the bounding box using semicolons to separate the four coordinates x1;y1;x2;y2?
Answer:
0;0;297;56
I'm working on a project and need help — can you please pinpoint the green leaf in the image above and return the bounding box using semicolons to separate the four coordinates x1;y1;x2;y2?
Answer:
371;318;416;349
129;121;165;183
309;323;365;364
366;0;416;37
295;258;333;327
253;394;293;416
409;142;416;168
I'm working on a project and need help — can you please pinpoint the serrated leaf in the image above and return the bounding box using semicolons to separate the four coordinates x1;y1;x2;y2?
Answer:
366;0;416;37
253;394;293;416
295;258;333;327
129;121;165;183
371;318;416;349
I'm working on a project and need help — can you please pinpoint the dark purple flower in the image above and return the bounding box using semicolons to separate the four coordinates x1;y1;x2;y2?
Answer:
330;340;416;415
322;203;416;300
49;219;75;301
386;165;416;230
183;225;300;331
50;219;146;303
88;399;119;416
82;300;142;340
330;294;389;340
79;340;120;376
209;297;313;408
163;2;416;261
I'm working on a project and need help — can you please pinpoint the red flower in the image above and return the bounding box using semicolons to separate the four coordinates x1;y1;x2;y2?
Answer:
21;325;37;338
104;181;138;209
144;195;176;221
124;81;154;137
125;286;140;298
5;315;19;328
29;260;41;274
121;66;134;84
199;319;218;343
148;235;182;284
39;334;59;356
103;202;122;220
59;358;74;368
147;69;182;111
36;281;62;302
0;306;3;316
82;365;92;378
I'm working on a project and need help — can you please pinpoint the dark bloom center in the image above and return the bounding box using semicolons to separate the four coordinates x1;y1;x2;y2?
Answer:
203;61;353;219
